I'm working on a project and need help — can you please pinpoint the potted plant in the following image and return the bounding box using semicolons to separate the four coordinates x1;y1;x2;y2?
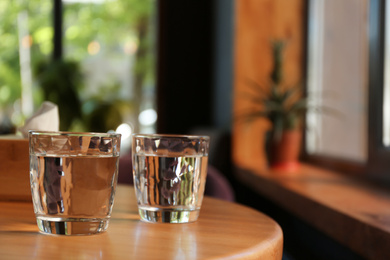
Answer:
240;40;308;171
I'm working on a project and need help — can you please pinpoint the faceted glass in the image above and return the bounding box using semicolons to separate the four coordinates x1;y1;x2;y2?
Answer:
29;131;121;235
132;134;210;223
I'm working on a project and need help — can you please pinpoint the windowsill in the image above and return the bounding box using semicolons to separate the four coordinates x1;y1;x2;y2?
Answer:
234;163;390;259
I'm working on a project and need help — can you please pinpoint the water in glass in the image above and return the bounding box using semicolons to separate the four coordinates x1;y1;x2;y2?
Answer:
133;154;208;223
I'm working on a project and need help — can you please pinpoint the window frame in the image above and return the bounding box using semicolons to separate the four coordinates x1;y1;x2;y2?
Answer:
367;0;390;178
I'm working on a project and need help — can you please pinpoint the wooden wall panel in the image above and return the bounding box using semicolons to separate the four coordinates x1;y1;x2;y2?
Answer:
233;0;306;171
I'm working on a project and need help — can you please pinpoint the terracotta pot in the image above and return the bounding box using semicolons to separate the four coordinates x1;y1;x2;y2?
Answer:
268;130;302;171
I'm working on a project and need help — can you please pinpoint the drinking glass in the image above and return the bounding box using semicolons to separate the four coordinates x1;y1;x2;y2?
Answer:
132;134;210;223
29;131;121;235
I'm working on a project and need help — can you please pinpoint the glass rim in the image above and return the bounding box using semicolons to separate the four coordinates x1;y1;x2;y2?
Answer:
28;130;121;138
132;133;210;140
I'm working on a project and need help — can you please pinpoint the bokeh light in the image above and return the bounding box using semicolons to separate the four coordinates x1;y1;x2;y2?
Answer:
138;108;157;126
22;35;33;48
123;40;138;55
87;41;100;55
116;123;132;139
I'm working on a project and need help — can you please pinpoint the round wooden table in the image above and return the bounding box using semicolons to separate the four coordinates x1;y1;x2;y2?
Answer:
0;185;283;259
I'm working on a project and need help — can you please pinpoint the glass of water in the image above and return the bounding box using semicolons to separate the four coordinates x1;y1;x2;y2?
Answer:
29;131;121;235
132;134;210;223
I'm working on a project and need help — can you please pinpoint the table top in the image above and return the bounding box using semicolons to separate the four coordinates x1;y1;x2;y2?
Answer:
0;184;283;260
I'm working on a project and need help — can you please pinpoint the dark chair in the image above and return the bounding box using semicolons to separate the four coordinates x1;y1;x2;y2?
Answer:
118;153;133;185
204;165;235;202
118;153;235;202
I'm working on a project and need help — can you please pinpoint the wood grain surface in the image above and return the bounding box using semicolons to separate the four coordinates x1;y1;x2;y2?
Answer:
235;163;390;260
0;185;283;260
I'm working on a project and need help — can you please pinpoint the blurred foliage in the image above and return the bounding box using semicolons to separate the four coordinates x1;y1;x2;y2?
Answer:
34;59;83;130
0;1;52;113
0;0;155;132
81;82;135;132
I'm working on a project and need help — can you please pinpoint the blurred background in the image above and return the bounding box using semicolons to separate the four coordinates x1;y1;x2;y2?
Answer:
0;0;233;156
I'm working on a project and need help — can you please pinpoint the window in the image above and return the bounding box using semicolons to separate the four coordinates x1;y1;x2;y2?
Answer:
306;0;390;179
0;0;157;152
306;0;369;163
62;0;156;135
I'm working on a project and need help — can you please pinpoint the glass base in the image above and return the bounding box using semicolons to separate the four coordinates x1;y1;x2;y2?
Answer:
138;208;200;223
36;217;109;235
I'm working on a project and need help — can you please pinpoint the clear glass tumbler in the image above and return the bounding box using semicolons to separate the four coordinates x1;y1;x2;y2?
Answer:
29;131;121;235
132;134;210;223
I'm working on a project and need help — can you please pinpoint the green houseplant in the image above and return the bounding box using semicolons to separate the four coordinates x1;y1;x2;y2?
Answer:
241;40;309;171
